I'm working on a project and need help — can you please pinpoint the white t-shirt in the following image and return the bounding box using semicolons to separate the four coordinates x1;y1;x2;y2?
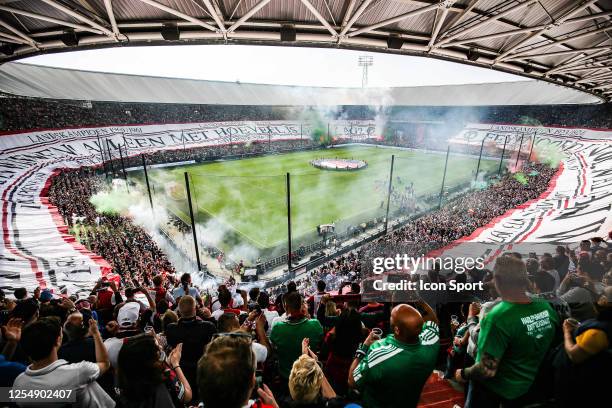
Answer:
252;342;268;364
263;309;279;334
211;308;246;321
172;286;199;301
270;313;287;329
13;360;115;408
103;337;124;368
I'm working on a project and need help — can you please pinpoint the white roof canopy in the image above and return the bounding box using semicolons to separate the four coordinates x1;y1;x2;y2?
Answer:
0;62;600;105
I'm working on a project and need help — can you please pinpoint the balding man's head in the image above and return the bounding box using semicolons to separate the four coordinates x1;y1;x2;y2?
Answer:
179;295;196;318
390;304;423;344
493;256;529;296
64;312;86;341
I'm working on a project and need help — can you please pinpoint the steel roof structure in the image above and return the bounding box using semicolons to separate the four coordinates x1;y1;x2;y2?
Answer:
0;1;611;102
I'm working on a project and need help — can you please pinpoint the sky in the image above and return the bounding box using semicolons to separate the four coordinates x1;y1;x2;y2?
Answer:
21;44;527;88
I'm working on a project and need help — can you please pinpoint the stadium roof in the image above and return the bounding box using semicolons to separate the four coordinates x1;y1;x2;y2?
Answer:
0;1;610;102
0;62;600;105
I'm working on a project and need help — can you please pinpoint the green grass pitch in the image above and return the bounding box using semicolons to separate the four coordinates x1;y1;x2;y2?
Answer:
148;146;498;253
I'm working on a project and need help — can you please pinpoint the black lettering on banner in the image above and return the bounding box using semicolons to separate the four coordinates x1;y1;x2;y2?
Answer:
537;219;606;241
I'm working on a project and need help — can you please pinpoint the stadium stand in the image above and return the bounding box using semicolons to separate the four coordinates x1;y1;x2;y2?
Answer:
1;93;610;407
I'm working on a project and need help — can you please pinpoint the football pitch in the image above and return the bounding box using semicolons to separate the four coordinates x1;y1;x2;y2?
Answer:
147;145;497;254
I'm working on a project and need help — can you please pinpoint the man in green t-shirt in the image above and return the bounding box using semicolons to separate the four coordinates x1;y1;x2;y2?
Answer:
348;299;439;408
270;291;323;379
456;255;560;407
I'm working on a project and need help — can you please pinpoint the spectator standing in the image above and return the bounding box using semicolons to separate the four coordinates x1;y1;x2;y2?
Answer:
13;317;114;407
197;335;279;408
285;339;343;407
529;271;570;320
270;292;323;380
59;311;96;363
553;246;570;281
539;255;560;292
553;286;612;407
116;334;191;407
103;302;142;368
349;300;440;408
165;295;216;402
171;273;202;306
0;318;26;387
306;280;329;316
456;256;559;408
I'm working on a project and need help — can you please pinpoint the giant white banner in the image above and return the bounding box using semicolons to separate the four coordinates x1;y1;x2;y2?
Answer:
1;120;610;294
441;123;612;265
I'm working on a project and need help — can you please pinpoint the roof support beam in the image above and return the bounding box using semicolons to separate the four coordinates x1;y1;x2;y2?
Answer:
546;49;611;74
508;25;612;60
592;83;612;90
0;5;105;35
441;24;548;48
347;1;442;38
340;0;373;37
0;18;37;46
565;11;612;25
202;0;226;33
102;0;119;37
435;0;538;47
40;0;115;38
506;45;612;61
227;0;271;34
299;0;337;36
135;0;218;32
495;0;600;62
575;72;612;83
0;30;28;45
551;57;612;75
437;0;482;38
428;1;454;49
555;65;612;75
341;0;357;27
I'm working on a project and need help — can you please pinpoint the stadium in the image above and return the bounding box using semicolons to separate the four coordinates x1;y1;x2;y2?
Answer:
0;1;611;408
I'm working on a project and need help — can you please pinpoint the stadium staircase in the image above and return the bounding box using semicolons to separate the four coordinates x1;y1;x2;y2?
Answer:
417;374;465;408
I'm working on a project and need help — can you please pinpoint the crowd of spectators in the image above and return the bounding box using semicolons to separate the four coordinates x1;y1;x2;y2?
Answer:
1;94;611;133
0;238;609;407
0;95;291;132
48;169;176;289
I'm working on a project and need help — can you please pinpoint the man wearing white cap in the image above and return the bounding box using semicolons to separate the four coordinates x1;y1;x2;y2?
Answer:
103;302;142;368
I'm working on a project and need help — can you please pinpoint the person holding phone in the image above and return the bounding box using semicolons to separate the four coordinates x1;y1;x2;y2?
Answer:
348;299;439;408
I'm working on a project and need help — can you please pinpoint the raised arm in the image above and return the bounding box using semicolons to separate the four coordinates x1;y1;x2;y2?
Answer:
413;299;438;325
89;319;110;375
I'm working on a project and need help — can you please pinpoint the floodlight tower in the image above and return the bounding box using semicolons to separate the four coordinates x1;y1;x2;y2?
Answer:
358;55;374;88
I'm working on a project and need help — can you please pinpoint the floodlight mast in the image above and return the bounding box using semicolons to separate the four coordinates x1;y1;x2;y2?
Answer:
358;55;374;88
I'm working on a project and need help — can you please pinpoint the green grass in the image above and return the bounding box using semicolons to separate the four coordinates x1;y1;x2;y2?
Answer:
147;146;497;254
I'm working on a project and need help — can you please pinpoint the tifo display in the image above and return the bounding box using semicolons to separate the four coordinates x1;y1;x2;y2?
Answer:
310;158;368;171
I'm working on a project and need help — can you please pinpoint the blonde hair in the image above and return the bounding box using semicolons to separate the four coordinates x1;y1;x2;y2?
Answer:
289;355;323;402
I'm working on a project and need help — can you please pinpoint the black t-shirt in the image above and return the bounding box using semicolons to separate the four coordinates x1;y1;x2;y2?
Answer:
58;337;96;363
166;317;217;363
165;316;216;402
